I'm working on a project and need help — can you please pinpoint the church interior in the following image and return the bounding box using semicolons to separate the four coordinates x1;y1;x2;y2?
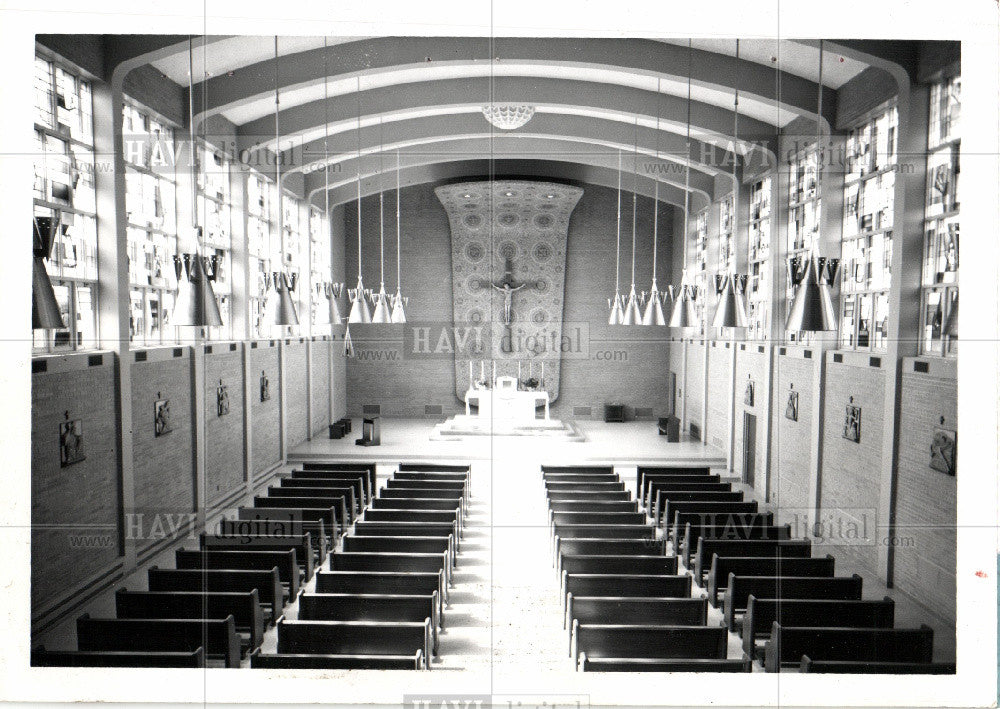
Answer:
13;25;987;703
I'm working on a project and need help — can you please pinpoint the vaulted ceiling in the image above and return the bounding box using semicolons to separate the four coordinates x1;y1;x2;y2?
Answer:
114;36;900;212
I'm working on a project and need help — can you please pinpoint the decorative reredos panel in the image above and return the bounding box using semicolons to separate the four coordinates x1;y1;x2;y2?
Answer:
435;180;584;403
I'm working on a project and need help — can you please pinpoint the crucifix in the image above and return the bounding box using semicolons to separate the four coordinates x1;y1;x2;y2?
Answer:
490;257;528;326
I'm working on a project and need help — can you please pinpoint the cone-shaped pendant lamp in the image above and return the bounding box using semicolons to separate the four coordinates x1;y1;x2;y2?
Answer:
608;150;624;324
785;255;837;331
274;271;299;326
670;40;700;332
32;215;66;329
327;283;344;325
173;37;223;328
642;179;666;325
348;76;371;324
320;38;343;332
391;151;407;323
712;274;748;329
370;120;392;323
622;117;642;326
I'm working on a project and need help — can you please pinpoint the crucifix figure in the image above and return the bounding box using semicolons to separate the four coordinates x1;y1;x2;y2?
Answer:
491;257;526;326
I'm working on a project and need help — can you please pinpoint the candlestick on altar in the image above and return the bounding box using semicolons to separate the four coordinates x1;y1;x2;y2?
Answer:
529;361;533;378
469;360;473;388
480;361;485;381
492;360;496;384
540;361;544;384
518;361;522;380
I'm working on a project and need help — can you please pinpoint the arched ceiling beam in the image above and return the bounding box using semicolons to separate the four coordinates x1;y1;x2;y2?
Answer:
304;146;712;214
299;133;718;205
189;37;837;129
234;76;776;167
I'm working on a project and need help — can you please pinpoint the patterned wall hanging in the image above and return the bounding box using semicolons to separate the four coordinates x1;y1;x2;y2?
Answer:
843;397;861;443
930;416;956;476
217;379;230;417
436;180;583;403
785;386;799;422
260;370;270;402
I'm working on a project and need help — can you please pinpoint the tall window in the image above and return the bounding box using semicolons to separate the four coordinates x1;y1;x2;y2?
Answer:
123;101;178;347
247;170;273;338
717;193;734;273
920;74;960;356
196;143;233;340
746;176;772;342
281;193;308;335
309;206;330;328
32;54;99;353
693;209;708;334
839;102;898;352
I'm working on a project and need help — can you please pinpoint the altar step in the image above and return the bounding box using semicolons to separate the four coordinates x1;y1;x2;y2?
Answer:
430;415;586;441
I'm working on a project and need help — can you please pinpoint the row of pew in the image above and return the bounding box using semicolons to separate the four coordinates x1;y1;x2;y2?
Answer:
250;462;471;670
637;465;956;674
546;465;750;672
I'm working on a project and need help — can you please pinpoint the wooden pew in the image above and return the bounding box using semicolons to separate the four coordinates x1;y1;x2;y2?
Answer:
547;490;633;503
300;462;377;498
644;480;731;512
267;486;358;520
253;496;347;531
743;596;895;657
250;648;423;670
274;618;432;670
548;500;638;514
370;498;464;529
638;466;714;503
564;574;692;608
706;554;836;606
399;462;470;473
799;656;956;674
329;551;451;590
565;596;707;637
559;554;678;578
174;549;299;597
542;465;614;474
232;510;330;545
676;512;776;552
316;571;445;615
284;471;369;507
299;592;440;654
764;623;934;672
543;474;619;484
76;614;240;668
652;490;746;525
288;470;370;504
352;521;459;553
147;567;283;617
378;488;465;511
362;509;462;533
556;538;667;570
242;506;338;542
32;647;206;668
386;479;467;494
550;511;647;527
572;623;727;669
579;656;751;672
692;536;812;582
679;521;789;563
341;535;454;570
662;501;760;535
724;574;865;629
545;480;625;493
207;527;319;578
553;524;656;540
115;588;265;650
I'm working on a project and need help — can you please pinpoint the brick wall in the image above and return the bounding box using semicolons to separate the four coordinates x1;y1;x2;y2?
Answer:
706;342;732;451
817;359;887;573
249;342;281;477
770;351;815;528
310;339;332;436
130;354;196;554
685;341;705;435
344;181;673;419
283;341;309;447
31;359;121;610
204;348;245;505
894;359;957;623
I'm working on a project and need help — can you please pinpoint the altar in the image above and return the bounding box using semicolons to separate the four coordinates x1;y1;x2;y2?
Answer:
464;376;550;421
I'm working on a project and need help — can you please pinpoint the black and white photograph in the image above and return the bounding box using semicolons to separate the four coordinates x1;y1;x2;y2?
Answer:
1;1;997;707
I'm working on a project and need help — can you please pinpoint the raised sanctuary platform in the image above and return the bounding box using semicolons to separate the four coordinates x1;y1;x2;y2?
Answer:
430;415;585;441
